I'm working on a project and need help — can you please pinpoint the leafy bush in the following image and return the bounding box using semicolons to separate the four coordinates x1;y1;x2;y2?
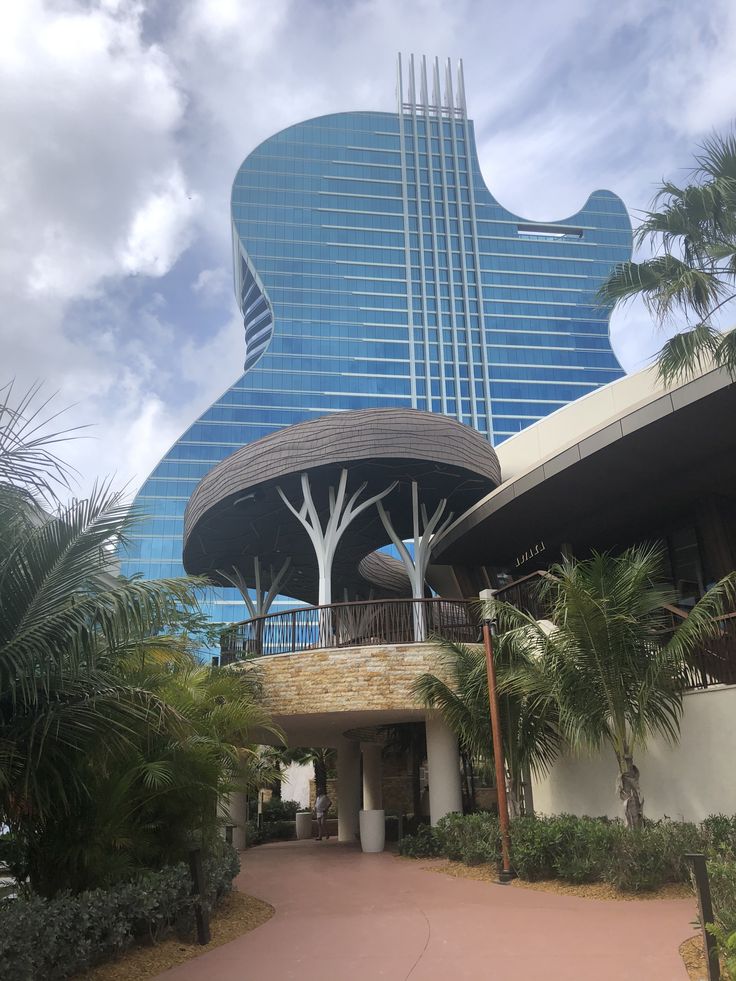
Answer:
707;924;736;981
509;816;562;881
400;811;725;894
602;824;666;892
398;824;442;858
703;815;736;859
0;845;240;981
261;799;302;823
652;819;703;882
434;812;499;864
245;819;295;846
709;858;736;936
551;815;614;884
456;813;500;866
434;813;472;861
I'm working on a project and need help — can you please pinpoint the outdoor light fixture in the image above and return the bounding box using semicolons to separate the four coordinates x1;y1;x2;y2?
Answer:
480;588;514;883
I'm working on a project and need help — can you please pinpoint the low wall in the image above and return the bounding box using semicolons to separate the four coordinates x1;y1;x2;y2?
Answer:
532;685;736;822
256;642;447;716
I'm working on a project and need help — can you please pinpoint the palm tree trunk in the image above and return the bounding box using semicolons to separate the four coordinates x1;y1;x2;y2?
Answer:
506;771;521;819
617;756;644;829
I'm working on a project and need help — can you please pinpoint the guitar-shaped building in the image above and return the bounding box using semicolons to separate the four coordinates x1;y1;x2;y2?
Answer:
120;56;631;624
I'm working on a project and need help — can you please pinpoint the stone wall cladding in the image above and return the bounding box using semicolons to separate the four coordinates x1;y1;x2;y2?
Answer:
255;642;449;717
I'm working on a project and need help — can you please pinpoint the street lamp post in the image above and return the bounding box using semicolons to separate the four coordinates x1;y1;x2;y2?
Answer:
481;599;514;882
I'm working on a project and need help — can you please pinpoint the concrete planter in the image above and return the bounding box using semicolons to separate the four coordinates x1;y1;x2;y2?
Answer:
296;811;313;840
359;809;385;853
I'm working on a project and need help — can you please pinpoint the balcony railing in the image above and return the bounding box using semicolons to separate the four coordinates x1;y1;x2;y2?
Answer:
219;596;479;662
662;606;736;690
218;580;736;690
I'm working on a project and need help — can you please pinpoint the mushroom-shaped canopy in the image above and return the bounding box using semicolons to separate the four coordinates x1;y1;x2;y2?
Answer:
183;408;501;605
357;551;413;598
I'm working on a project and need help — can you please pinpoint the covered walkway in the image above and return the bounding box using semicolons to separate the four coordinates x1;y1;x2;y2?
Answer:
158;840;694;980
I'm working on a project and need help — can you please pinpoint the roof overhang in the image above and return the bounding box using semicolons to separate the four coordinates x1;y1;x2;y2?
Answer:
434;368;736;569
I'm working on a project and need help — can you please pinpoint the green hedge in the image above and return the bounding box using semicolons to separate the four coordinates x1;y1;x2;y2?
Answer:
0;845;240;981
245;819;295;847
399;813;728;893
261;799;302;823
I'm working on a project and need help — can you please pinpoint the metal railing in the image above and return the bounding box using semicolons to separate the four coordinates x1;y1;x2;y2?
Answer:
662;606;736;690
219;596;479;662
492;570;551;620
218;577;736;689
493;574;736;691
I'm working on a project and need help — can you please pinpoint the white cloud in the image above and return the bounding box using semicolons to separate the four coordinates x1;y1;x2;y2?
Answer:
118;166;200;277
192;266;231;300
2;0;736;496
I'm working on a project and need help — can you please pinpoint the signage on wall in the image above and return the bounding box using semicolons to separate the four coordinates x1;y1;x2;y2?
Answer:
514;541;546;568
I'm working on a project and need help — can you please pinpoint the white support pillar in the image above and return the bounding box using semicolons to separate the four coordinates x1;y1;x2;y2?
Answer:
277;470;397;632
425;712;463;825
377;481;455;641
336;737;361;843
361;742;383;810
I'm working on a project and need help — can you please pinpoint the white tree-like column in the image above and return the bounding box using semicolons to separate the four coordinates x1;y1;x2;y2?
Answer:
221;555;292;619
377;481;455;641
277;468;397;630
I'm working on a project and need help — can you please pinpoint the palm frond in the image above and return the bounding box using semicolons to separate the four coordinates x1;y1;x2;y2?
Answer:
654;322;721;385
0;380;86;503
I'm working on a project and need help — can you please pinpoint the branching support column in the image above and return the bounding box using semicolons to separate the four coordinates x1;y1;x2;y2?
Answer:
221;555;292;619
377;481;454;640
278;469;396;641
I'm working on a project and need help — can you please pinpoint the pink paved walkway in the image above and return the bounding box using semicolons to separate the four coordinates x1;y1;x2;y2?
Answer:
158;839;695;980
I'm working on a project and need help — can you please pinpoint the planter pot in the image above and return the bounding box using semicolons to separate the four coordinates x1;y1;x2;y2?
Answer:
296;811;313;840
359;809;385;853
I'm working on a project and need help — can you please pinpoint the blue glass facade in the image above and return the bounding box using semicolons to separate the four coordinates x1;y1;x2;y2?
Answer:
120;68;631;624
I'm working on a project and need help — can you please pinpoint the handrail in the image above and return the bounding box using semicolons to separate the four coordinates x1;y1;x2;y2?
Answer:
493;569;549;593
223;594;457;632
218;587;736;690
219;596;479;662
663;602;736;624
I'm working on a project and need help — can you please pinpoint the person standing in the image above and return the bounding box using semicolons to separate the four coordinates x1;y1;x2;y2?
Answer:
315;792;332;840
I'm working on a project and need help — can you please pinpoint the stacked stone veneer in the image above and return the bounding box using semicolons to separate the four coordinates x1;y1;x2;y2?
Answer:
256;642;449;716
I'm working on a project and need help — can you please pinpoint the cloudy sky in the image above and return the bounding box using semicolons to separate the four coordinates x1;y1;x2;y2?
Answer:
2;0;735;495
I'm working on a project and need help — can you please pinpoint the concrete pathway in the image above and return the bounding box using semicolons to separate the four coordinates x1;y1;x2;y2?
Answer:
158;839;695;980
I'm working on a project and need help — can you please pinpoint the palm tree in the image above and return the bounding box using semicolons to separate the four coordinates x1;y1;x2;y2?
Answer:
599;130;736;384
411;637;560;817
13;648;281;895
498;544;736;828
0;383;213;891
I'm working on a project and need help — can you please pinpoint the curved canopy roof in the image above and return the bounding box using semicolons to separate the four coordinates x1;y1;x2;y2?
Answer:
183;408;500;604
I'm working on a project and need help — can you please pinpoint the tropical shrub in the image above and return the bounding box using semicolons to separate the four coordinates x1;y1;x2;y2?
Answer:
245;819;295;846
551;815;613;884
703;814;736;859
262;799;302;822
509;815;561;881
0;845;239;981
0;383;280;898
400;812;712;892
398;824;442;858
602;824;673;892
709;859;736;935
